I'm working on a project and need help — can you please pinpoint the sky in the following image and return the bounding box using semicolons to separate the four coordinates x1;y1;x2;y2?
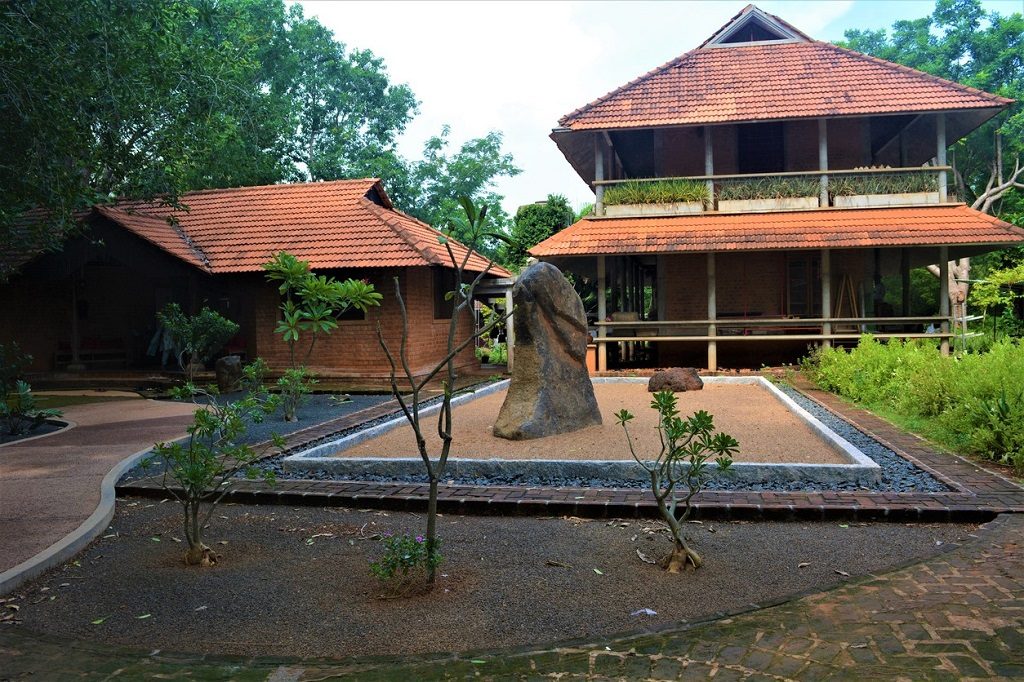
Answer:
295;0;1022;218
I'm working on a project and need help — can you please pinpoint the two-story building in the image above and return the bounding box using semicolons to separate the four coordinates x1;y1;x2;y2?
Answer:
531;5;1024;371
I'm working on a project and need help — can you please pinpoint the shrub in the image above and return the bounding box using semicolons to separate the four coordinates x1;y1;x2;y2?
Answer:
157;303;239;381
2;380;62;436
0;342;32;398
603;179;708;206
370;533;442;593
803;337;1024;473
616;390;738;571
145;384;281;565
277;366;316;422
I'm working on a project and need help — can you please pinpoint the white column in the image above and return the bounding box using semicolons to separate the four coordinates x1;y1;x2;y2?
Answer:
939;246;950;356
936;114;947;202
704;125;714;209
594;135;605;216
818;118;829;206
707;252;717;372
597;255;607;372
504;286;515;372
821;249;832;349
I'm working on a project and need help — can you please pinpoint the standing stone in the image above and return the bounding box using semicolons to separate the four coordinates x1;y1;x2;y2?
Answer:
215;355;243;393
648;367;704;393
494;262;601;440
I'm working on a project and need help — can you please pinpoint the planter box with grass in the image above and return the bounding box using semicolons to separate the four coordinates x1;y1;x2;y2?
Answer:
718;196;819;213
831;173;940;208
605;201;704;217
715;177;820;214
602;179;708;217
833;191;940;208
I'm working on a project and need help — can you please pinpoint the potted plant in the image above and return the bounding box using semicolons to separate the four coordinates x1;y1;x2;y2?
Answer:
717;176;820;213
603;179;708;217
831;171;940;207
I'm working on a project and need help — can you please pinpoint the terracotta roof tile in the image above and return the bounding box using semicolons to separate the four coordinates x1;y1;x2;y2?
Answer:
529;205;1024;256
559;40;1011;130
102;180;507;276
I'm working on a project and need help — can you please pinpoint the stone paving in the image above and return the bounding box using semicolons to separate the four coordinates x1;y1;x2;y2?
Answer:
1;513;1020;680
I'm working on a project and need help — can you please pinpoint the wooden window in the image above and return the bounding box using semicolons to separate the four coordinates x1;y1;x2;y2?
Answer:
786;254;821;317
433;267;457;320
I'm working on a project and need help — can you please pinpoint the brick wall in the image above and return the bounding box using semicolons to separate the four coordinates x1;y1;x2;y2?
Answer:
247;266;477;380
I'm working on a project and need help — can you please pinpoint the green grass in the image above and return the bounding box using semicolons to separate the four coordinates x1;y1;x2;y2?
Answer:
830;172;938;196
717;176;820;201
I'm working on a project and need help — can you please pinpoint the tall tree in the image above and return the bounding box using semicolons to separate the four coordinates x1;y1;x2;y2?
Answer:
504;194;574;269
273;5;417;181
840;0;1024;311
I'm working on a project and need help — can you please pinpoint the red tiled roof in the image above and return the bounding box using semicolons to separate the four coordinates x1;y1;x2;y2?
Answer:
529;205;1024;256
102;180;507;276
559;38;1011;130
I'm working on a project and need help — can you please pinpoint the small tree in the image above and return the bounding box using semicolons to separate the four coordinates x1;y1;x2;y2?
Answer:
504;194;574;269
263;251;381;421
156;303;240;382
145;385;281;565
616;390;738;572
376;197;511;589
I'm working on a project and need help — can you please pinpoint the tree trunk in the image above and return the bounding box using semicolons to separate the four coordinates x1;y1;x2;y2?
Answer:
183;502;215;566
426;476;439;587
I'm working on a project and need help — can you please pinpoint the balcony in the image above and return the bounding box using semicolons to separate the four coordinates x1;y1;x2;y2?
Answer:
594;166;951;218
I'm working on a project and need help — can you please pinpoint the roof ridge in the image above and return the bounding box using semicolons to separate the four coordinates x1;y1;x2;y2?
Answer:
359;199;445;266
818;41;1014;106
170;177;382;201
95;206;212;272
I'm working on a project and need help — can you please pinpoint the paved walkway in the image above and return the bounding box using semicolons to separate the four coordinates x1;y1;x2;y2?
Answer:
0;398;194;575
1;513;1019;679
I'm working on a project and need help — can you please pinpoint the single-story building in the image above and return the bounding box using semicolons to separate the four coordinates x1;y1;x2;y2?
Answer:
0;179;510;382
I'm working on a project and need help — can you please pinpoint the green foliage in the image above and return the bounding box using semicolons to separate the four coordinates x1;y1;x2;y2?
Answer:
829;172;939;197
476;341;508;365
277;367;316;422
616;391;737;569
803;337;1024;473
504;194;575;269
145;383;282;564
263;250;382;369
0;342;32;399
603;179;709;206
1;380;63;436
970;263;1024;311
372;127;520;259
369;533;442;591
716;176;820;201
156;303;240;380
1;0;517;275
839;0;1024;216
241;358;270;396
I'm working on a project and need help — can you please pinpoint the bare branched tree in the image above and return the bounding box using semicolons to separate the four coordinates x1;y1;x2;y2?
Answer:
376;197;511;588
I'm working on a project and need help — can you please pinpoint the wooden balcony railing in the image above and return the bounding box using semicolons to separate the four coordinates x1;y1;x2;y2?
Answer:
593;166;952;217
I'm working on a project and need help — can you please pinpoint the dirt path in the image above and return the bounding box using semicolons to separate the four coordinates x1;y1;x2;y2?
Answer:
0;398;195;574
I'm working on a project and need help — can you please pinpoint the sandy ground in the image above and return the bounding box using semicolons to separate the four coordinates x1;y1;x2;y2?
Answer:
9;501;976;659
342;383;847;464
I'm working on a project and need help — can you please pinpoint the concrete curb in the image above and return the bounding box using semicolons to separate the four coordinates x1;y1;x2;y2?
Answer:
0;419;77;449
0;444;153;596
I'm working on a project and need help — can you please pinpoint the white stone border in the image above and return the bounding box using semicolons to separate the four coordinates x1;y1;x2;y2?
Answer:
0;419;76;449
284;377;881;485
0;444;152;596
